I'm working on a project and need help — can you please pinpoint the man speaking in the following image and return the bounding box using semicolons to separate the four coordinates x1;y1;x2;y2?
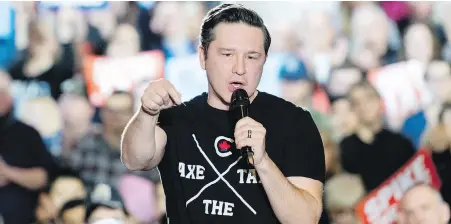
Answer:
121;4;325;224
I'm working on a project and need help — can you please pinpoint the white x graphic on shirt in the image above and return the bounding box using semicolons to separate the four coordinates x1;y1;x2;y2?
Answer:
186;134;257;215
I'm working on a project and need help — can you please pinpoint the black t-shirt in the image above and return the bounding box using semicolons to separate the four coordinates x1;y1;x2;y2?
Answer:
0;114;57;224
340;129;416;191
8;55;74;101
157;92;325;224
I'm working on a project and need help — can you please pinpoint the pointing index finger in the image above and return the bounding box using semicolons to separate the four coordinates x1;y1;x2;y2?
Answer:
167;85;182;105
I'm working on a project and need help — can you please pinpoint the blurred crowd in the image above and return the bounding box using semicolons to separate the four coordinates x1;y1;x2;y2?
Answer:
0;1;451;224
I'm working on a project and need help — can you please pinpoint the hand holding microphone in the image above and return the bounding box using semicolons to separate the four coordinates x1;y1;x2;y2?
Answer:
231;89;268;174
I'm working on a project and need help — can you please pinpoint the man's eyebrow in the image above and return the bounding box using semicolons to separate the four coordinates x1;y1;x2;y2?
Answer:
247;51;262;55
218;48;235;51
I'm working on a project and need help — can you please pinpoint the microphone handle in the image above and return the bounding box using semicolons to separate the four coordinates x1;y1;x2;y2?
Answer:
239;105;254;169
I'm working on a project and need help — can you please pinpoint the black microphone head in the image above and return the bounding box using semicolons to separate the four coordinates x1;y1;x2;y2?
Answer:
230;89;250;110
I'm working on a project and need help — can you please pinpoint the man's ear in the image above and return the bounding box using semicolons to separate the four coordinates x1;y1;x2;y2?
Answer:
198;46;206;70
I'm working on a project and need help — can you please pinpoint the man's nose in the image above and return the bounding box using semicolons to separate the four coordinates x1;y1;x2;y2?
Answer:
232;54;246;76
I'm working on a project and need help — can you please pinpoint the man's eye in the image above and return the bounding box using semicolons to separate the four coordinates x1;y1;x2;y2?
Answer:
222;53;232;57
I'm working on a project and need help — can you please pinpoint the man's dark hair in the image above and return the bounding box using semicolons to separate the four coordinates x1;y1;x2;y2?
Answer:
199;4;271;57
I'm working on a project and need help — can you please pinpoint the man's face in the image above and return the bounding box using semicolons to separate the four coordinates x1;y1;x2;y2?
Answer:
352;8;389;59
304;11;334;52
106;24;140;57
199;22;266;106
404;24;434;64
88;207;126;224
0;73;12;116
349;86;382;125
102;93;134;131
327;67;362;97
331;98;358;137
426;61;451;102
59;94;93;134
399;186;450;224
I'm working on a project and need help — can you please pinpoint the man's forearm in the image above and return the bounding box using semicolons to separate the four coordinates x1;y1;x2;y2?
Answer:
6;166;47;190
121;109;159;170
255;154;321;224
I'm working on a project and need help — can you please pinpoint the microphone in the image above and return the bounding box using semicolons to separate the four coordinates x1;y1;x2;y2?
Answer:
230;89;255;171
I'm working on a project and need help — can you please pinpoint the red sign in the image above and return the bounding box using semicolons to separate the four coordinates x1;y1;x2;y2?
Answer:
83;50;165;107
355;150;441;224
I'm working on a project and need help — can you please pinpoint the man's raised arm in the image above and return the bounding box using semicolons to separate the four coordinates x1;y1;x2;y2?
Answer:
120;79;181;171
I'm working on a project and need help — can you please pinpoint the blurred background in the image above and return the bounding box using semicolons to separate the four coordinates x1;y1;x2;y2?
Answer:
0;1;450;224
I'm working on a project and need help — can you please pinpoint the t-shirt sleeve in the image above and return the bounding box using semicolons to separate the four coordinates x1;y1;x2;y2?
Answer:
282;108;326;184
156;107;177;170
157;107;175;135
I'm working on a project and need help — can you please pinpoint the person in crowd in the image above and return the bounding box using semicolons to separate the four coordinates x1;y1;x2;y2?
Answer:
15;96;64;157
35;167;87;224
149;2;197;59
57;199;86;224
324;173;366;224
402;60;451;148
0;71;57;223
106;23;141;58
340;81;416;191
330;97;359;140
403;23;439;66
398;183;450;224
325;61;363;103
349;2;400;73
300;9;347;85
85;184;132;224
279;54;331;122
7;20;74;103
118;174;158;224
64;91;159;192
58;93;95;154
422;102;451;206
